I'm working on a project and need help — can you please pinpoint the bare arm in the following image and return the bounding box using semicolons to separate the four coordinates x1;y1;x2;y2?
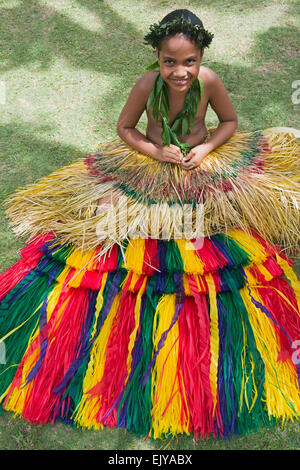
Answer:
117;72;183;163
117;73;158;156
203;70;238;151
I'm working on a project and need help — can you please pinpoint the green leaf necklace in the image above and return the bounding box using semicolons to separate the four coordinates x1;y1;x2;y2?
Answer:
146;61;204;156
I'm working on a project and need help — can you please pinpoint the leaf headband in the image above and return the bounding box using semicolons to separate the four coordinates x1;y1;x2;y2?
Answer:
144;17;214;50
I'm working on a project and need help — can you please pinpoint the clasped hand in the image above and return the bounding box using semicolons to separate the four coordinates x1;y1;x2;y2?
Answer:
155;144;210;169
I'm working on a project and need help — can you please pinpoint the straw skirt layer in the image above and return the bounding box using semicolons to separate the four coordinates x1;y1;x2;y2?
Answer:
0;127;299;439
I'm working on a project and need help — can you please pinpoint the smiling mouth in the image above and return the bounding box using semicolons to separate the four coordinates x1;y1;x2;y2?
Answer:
172;78;189;85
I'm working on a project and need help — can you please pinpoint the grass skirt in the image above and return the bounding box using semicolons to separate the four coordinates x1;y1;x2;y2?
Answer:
0;128;299;440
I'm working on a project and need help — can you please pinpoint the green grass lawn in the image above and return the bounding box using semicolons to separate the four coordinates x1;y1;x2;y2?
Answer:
0;0;299;451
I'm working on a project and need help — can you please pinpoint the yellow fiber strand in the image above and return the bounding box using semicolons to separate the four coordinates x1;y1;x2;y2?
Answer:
206;274;219;414
66;247;98;271
56;265;71;286
71;274;108;427
7;284;71;413
275;253;300;313
128;272;141;292
194;273;207;295
239;315;258;414
4;280;71;413
240;287;300;420
46;282;72;328
248;355;258;413
123;239;145;273
5;347;38;414
90;273;108;341
0;302;42;344
257;284;300;316
0;281;67;407
182;274;193;296
0;376;18;405
43;280;68;323
228;229;267;265
4;312;43;413
257;264;274;281
239;317;247;412
151;294;189;438
175;239;205;274
67;267;87;288
74;292;121;429
125;277;148;379
242;266;259;286
0;314;40;405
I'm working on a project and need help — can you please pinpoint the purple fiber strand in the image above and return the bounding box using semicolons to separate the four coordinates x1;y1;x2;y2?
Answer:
211;238;234;269
100;291;148;424
240;266;300;387
141;273;185;387
6;256;51;305
23;265;60;386
53;290;98;394
101;372;128;423
40;240;60;255
53;271;121;394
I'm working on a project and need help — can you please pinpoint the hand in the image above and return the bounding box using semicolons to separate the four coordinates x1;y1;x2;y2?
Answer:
180;144;211;170
154;144;184;164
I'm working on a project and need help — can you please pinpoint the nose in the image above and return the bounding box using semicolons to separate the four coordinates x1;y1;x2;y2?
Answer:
173;65;188;78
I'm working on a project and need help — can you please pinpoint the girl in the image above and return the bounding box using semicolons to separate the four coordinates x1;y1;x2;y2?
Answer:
0;9;299;441
117;10;238;170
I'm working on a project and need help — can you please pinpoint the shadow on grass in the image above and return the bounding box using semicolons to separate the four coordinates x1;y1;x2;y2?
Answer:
203;24;299;129
0;17;298;205
0;122;88;199
0;0;150;76
0;120;87;268
144;0;285;13
1;1;298;133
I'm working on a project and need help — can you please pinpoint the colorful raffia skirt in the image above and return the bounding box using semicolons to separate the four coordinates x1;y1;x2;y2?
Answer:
0;127;299;440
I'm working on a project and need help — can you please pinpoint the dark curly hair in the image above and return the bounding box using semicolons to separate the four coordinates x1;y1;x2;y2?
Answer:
144;9;213;51
161;9;203;26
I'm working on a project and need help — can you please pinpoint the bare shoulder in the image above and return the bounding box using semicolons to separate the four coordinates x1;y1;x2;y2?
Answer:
117;71;158;128
199;66;223;87
132;70;157;96
199;65;231;105
199;66;237;120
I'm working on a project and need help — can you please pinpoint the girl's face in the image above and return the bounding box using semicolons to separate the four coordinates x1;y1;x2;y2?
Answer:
156;33;203;93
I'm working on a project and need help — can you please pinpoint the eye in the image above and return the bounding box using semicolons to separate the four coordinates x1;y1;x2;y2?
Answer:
164;59;174;64
186;58;196;64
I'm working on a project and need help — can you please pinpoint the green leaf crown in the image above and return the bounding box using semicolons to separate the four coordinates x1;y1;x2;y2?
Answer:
144;17;214;50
